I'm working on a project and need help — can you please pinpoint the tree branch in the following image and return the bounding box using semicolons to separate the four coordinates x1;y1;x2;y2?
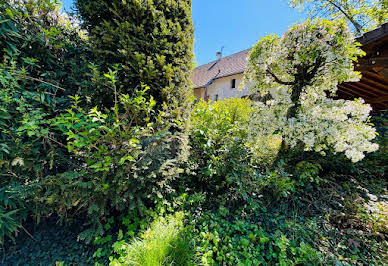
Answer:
13;73;66;91
326;0;362;34
266;69;295;85
305;57;324;85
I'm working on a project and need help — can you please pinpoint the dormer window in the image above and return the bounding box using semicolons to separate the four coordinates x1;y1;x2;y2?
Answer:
231;79;236;88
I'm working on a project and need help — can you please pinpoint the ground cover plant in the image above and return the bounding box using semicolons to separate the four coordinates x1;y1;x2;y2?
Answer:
0;0;386;265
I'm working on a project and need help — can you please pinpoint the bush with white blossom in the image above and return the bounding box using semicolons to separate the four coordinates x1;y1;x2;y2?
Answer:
243;19;378;163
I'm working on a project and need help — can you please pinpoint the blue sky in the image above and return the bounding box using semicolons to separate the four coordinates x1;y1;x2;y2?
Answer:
61;0;306;66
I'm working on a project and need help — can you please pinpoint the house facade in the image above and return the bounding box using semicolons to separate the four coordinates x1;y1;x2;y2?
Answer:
191;49;250;101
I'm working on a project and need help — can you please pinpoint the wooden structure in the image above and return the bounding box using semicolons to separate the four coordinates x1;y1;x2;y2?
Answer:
337;22;388;111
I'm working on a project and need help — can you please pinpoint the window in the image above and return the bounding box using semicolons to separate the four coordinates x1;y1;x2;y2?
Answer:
231;79;236;88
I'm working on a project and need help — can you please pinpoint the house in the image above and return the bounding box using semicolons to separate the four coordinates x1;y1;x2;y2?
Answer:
191;49;251;101
191;22;388;111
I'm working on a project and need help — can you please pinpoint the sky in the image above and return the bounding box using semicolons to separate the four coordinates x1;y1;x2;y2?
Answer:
61;0;306;66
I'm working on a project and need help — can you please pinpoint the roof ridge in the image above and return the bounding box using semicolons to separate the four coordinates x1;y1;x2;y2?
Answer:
194;48;251;70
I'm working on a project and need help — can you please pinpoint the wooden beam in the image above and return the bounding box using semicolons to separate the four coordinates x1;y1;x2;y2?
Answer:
338;85;365;98
336;88;356;97
355;59;388;73
359;78;388;94
356;58;388;69
365;94;388;104
362;71;388;84
340;82;379;97
356;80;388;95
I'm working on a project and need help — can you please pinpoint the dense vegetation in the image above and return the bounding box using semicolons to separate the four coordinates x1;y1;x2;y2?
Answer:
0;0;194;245
1;0;386;265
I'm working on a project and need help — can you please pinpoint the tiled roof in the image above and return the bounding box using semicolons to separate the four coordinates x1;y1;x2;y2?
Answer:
191;49;251;89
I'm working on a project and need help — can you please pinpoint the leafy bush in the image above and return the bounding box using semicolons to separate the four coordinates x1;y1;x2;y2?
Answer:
110;212;196;266
188;98;258;200
353;112;387;179
0;0;87;242
1;1;386;264
0;208;21;244
0;0;194;244
47;68;187;241
258;164;296;199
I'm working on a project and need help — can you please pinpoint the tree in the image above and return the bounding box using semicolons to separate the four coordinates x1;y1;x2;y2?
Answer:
40;0;195;233
75;0;194;114
289;0;388;35
243;19;378;164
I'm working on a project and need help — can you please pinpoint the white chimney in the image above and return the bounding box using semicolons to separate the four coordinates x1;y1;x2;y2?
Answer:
216;51;222;60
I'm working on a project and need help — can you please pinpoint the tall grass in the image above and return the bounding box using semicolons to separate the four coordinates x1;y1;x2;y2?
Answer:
111;212;196;266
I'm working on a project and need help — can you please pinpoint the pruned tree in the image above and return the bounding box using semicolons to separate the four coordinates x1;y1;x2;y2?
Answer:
243;19;378;164
75;0;194;114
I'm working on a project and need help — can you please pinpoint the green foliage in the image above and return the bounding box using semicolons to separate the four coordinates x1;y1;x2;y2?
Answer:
259;164;296;200
353;112;387;179
48;68;187;241
294;161;324;189
289;0;388;35
192;210;323;265
0;208;21;244
0;0;194;245
110;212;196;266
91;210;151;265
0;0;87;242
0;1;386;265
188;98;258;200
75;0;194;114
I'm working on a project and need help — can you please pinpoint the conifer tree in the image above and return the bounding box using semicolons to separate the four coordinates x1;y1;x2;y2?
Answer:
76;0;194;113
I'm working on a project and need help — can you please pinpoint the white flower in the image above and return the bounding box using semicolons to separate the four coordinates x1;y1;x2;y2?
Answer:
11;157;24;167
243;19;378;164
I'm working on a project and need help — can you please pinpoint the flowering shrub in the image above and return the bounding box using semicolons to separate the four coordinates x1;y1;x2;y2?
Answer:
244;19;378;163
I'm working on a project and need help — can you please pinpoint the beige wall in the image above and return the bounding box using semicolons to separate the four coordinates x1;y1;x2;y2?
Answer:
204;73;250;101
194;87;205;99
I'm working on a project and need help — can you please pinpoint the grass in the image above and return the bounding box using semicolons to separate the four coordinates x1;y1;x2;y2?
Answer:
111;212;196;266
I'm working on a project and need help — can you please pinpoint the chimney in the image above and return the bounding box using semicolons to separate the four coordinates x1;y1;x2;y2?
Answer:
216;51;222;60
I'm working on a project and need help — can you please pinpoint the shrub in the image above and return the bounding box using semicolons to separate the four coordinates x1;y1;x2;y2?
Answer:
110;212;196;266
0;0;87;242
353;112;387;179
188;98;258;200
259;164;296;199
1;0;195;244
48;68;188;241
